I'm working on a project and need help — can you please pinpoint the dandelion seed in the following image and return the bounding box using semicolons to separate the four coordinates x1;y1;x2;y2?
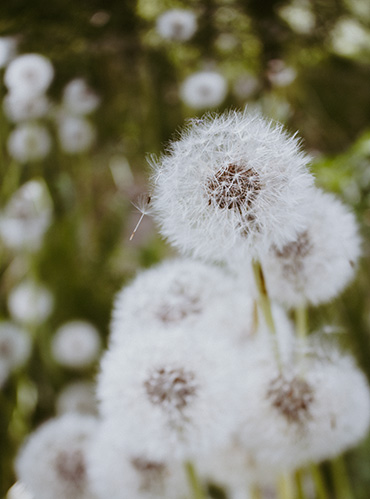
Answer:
129;195;151;241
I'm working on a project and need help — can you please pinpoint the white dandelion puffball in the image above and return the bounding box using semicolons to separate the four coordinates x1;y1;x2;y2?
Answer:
87;421;188;499
7;482;34;499
151;110;314;262
180;71;227;109
7;123;52;163
239;343;370;472
52;321;101;369
3;93;50;123
267;60;297;87
156;9;197;42
0;36;17;68
261;189;361;308
16;414;99;499
110;258;255;347
0;321;31;387
56;381;98;415
57;116;95;154
97;328;246;461
4;53;54;98
8;280;54;326
0;179;53;252
62;79;100;115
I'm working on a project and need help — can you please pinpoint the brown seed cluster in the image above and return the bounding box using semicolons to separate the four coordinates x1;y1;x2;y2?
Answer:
55;449;86;489
144;366;197;411
267;374;314;423
131;457;167;492
207;163;261;214
156;282;201;323
274;231;312;271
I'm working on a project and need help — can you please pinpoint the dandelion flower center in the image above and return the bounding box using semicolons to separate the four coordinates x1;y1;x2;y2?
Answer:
207;163;261;214
156;282;201;323
55;449;86;488
144;366;197;410
131;456;167;491
267;374;314;423
274;230;312;261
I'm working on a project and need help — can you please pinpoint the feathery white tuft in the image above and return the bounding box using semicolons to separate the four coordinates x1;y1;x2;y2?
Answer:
62;79;100;116
110;258;254;347
97;328;246;460
16;414;99;499
4;53;54;98
8;280;54;326
87;421;188;499
52;321;101;369
261;189;361;307
239;340;370;472
180;71;227;109
150;110;314;262
0;179;53;252
57;116;95;154
156;9;197;42
7;124;52;163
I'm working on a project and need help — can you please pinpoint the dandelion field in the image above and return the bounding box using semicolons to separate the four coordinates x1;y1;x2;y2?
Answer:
1;1;370;498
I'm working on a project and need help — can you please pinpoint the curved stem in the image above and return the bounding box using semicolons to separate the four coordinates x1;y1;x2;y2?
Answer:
184;461;205;499
309;463;329;499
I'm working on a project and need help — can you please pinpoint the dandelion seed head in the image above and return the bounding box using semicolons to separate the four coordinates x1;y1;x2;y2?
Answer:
57;116;95;154
87;422;188;499
62;79;100;116
180;71;227;109
16;414;98;499
110;258;254;347
8;280;53;326
7;123;52;163
150;110;314;262
3;93;50;123
262;189;361;307
52;321;101;369
5;53;54;98
156;9;197;42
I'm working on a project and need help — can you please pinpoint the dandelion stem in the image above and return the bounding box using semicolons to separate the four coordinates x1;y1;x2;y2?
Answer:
295;305;308;341
184;461;205;499
309;463;329;499
252;260;276;335
294;469;308;499
277;473;294;499
331;455;355;499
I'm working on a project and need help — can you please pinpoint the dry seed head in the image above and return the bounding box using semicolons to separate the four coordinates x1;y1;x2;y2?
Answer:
55;449;86;490
267;373;314;423
144;366;197;411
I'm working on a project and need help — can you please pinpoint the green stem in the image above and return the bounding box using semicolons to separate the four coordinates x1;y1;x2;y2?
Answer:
331;455;355;499
310;463;329;499
294;469;308;499
184;461;205;499
295;305;308;341
277;473;294;499
252;260;276;334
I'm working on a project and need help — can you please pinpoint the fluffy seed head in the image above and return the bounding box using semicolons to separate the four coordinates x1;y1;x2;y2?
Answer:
16;414;98;499
7;123;52;163
180;71;227;109
150;110;314;262
5;53;54;98
57;116;95;154
8;280;54;326
110;258;255;347
262;189;362;307
156;9;197;41
3;93;50;123
62;79;100;116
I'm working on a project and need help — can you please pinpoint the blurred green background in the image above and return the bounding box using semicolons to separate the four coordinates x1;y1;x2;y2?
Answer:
1;0;370;496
